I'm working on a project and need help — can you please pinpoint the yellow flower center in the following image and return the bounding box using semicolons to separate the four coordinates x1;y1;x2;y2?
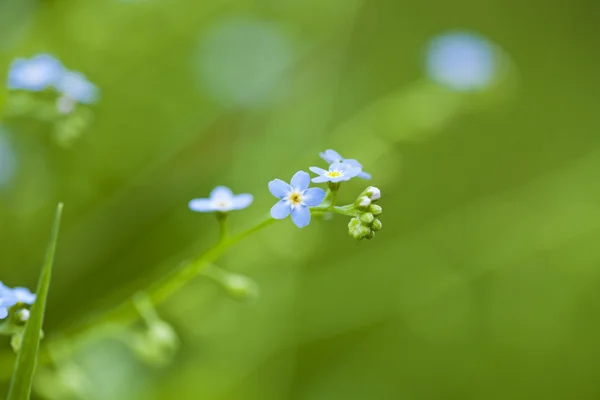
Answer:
289;192;302;205
327;171;342;178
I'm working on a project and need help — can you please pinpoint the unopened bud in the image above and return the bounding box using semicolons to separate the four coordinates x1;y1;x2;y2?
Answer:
365;231;375;240
371;219;382;231
368;204;382;216
16;309;30;322
224;274;260;302
365;186;381;201
360;213;374;224
356;196;371;209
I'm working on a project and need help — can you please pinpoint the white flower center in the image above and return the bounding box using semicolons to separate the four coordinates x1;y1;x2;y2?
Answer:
212;199;232;210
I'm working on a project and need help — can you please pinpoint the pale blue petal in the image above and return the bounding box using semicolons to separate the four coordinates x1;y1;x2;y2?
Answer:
303;187;326;206
342;159;363;169
189;198;215;212
268;179;291;198
291;170;310;191
291;205;310;228
329;162;348;171
312;176;330;183
332;176;348;182
270;200;291;219
309;166;327;175
344;167;363;179
0;308;7;319
319;149;343;163
8;54;64;91
231;194;253;210
56;71;99;104
210;186;233;201
12;287;36;304
358;171;372;180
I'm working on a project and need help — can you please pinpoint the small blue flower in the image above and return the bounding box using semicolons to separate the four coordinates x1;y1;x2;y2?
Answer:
310;162;361;183
268;171;326;228
425;32;496;91
12;287;36;305
55;71;99;105
7;54;64;92
319;149;372;180
189;186;253;213
0;282;18;320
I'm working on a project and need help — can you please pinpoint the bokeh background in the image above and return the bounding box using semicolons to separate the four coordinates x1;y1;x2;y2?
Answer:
1;0;600;399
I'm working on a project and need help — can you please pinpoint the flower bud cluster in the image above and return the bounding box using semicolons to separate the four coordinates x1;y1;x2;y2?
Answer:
348;187;383;240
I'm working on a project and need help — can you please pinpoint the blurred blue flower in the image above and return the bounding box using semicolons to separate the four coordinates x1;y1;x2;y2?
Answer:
7;54;64;91
0;283;18;319
56;71;99;105
310;162;361;183
189;186;253;213
268;171;326;228
319;149;372;180
425;32;496;91
12;287;35;305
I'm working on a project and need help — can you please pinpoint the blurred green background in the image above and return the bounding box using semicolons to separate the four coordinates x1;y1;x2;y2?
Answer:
1;0;600;399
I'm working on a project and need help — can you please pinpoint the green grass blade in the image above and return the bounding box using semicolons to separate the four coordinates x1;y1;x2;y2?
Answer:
7;203;63;400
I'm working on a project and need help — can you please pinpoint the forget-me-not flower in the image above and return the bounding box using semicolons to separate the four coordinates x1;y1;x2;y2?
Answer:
55;71;99;113
0;283;18;319
12;287;36;305
189;186;253;213
425;32;496;91
269;171;326;228
7;54;64;92
319;149;372;180
310;162;362;183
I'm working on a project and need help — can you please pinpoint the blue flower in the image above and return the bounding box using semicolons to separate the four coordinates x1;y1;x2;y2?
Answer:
310;162;361;183
189;186;253;213
56;71;99;105
319;149;372;180
7;54;64;92
425;32;496;91
268;171;326;228
0;283;18;319
12;287;36;305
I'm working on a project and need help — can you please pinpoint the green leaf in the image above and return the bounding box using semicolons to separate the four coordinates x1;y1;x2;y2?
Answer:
7;203;63;400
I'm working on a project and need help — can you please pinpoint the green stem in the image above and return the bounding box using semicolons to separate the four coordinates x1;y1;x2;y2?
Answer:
50;214;278;344
216;212;229;242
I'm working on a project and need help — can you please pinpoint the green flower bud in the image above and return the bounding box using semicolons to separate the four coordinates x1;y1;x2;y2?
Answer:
360;212;374;224
355;196;371;210
365;231;375;240
223;273;260;302
368;204;382;216
359;224;371;237
371;219;382;231
348;217;361;229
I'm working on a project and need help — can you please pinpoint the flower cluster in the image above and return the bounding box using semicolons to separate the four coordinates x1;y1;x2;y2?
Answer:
188;148;382;237
7;53;99;112
4;53;100;146
0;282;35;322
348;186;383;240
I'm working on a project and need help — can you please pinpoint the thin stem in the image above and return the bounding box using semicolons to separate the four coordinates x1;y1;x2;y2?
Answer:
51;214;278;343
311;204;357;217
216;212;229;242
329;190;338;210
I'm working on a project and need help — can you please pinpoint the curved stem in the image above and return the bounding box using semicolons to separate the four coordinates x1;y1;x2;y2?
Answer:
51;214;278;343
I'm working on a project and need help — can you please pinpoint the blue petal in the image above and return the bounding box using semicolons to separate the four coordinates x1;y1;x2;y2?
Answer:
231;194;253;210
291;205;310;228
358;171;372;180
319;149;343;163
189;198;215;212
303;187;326;206
342;159;363;169
329;162;348;171
0;308;7;320
309;166;327;175
270;200;292;219
8;54;64;91
210;186;233;201
56;71;99;104
312;176;330;183
344;167;363;179
12;287;35;305
291;170;310;191
268;179;291;199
